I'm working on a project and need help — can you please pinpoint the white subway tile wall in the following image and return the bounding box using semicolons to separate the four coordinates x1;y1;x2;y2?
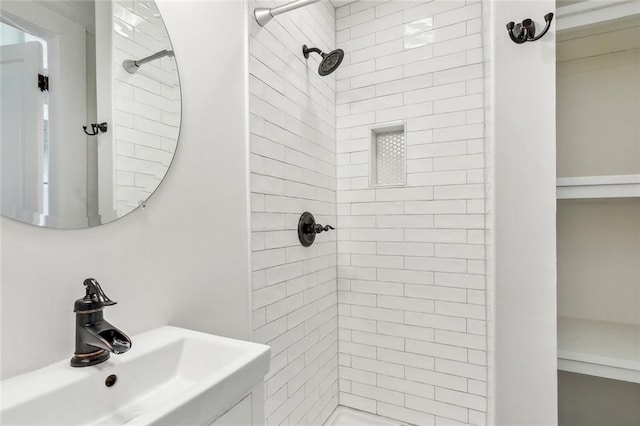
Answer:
249;1;339;425
335;1;486;425
113;0;180;215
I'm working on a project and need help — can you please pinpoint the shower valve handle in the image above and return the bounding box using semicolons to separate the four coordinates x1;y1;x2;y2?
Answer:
313;224;334;234
297;212;334;247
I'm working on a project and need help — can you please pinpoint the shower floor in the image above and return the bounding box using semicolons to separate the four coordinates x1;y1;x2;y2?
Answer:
324;406;403;426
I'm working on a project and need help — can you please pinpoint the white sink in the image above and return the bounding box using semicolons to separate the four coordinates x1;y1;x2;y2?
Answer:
1;326;270;425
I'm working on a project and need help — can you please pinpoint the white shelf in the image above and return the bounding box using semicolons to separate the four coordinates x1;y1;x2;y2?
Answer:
557;0;640;31
558;316;640;383
557;174;640;199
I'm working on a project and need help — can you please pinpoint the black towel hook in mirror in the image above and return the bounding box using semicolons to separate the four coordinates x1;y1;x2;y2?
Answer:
298;212;335;247
83;122;108;136
507;13;553;44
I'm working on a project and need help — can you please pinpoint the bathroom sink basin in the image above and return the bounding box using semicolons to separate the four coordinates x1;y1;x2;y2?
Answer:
1;326;270;425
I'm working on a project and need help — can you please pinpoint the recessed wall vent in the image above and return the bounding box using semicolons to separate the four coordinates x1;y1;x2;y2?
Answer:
369;122;406;187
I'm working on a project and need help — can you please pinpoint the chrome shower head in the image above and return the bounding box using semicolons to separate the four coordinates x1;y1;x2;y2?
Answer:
302;45;344;76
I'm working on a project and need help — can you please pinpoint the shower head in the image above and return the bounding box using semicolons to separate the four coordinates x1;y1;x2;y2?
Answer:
302;45;344;76
319;49;344;76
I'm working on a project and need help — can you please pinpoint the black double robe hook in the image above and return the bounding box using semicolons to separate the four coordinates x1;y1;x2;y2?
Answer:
507;13;554;44
83;122;108;136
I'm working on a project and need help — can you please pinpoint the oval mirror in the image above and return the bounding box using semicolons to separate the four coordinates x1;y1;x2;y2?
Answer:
0;0;181;228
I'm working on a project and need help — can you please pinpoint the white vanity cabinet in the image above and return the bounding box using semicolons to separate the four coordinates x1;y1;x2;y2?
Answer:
210;395;251;426
556;2;640;384
209;384;265;426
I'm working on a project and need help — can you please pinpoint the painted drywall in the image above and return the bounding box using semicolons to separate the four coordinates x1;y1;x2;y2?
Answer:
248;0;339;424
558;371;640;426
556;19;640;178
334;1;488;425
489;0;558;424
557;199;640;324
0;0;251;379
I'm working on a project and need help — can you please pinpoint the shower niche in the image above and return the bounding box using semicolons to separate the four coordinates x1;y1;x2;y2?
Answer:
556;1;640;424
368;122;406;187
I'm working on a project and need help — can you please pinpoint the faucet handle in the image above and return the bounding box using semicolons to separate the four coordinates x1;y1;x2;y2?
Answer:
83;278;117;306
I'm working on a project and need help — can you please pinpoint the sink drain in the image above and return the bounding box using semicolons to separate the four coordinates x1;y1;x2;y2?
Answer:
105;374;117;387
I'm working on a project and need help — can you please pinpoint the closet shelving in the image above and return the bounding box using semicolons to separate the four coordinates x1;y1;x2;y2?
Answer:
557;175;640;199
557;0;640;31
556;1;640;384
558;317;640;383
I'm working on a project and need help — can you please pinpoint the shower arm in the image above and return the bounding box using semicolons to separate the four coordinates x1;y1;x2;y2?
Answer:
123;49;174;74
254;0;322;26
302;46;323;58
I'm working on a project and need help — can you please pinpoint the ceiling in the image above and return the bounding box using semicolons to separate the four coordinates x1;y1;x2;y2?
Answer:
556;0;590;5
330;0;358;8
330;1;593;10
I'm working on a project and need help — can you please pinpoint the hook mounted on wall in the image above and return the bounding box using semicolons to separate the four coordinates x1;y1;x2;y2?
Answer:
506;13;554;44
83;122;108;136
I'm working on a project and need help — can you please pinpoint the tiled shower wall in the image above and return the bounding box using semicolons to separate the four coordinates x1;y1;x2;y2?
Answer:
113;0;180;216
335;1;487;425
248;1;339;425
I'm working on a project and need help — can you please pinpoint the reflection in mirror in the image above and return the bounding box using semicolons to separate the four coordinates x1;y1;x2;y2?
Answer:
0;0;181;229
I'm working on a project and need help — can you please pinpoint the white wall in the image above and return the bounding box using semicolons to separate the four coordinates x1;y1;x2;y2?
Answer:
558;371;640;426
335;2;487;425
248;1;339;424
488;0;557;424
46;21;89;229
556;20;640;178
0;0;251;380
557;199;640;324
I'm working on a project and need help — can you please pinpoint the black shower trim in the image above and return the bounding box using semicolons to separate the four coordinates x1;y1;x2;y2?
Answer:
297;212;334;247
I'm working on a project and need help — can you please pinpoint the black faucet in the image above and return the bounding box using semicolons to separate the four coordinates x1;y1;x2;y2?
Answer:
70;278;132;367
